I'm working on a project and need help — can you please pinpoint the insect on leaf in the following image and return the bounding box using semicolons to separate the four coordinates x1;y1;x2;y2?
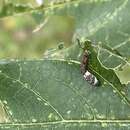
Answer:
0;59;130;130
80;39;130;107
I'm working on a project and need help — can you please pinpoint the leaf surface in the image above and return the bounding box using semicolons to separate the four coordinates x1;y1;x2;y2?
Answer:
0;59;130;129
52;0;130;70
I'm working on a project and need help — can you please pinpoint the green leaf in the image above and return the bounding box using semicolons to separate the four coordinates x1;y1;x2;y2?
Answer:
0;59;130;129
76;0;130;68
53;0;130;69
0;0;77;19
0;2;34;18
82;40;130;103
0;0;130;129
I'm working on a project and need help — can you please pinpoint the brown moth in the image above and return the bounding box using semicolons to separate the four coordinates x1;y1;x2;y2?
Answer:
78;39;99;86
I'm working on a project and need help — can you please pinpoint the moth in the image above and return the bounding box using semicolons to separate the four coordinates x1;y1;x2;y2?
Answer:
78;39;99;86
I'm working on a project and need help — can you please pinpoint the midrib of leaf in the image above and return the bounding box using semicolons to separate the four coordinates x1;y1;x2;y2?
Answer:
1;119;130;127
0;0;81;19
0;0;116;19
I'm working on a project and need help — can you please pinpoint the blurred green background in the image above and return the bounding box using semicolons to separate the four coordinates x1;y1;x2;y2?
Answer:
0;0;74;58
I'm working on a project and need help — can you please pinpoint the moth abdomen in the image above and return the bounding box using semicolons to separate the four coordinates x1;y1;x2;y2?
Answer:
83;71;99;86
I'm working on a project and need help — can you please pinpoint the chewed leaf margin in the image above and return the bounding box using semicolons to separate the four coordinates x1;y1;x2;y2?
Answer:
76;39;130;107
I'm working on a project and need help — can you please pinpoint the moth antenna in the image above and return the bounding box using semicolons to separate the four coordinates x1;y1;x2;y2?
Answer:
76;39;84;49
